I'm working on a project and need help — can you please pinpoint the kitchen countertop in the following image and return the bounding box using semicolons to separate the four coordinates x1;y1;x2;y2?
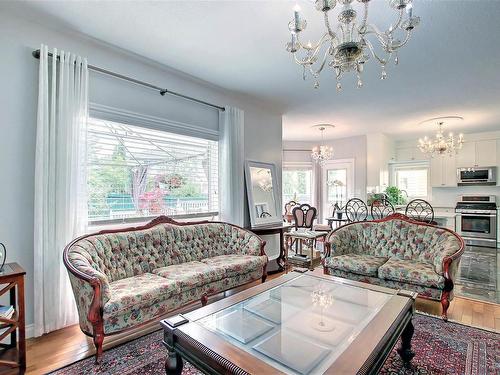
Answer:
395;208;457;219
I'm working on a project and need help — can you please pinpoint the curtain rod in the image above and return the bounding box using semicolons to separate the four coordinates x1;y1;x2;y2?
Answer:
32;49;225;112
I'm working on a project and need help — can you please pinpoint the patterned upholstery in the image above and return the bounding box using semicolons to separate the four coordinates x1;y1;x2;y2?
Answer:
323;214;463;303
323;254;388;277
324;268;443;300
152;261;226;290
378;258;445;289
201;254;268;277
65;218;267;338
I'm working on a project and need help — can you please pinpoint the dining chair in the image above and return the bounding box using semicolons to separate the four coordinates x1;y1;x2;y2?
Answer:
370;197;395;220
344;198;368;222
292;204;318;256
292;204;317;230
283;200;298;223
405;199;435;224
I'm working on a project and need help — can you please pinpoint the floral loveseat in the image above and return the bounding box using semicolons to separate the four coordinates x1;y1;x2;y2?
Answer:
323;213;464;320
63;216;267;360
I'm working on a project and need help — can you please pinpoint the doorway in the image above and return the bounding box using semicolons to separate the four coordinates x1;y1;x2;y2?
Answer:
321;159;354;221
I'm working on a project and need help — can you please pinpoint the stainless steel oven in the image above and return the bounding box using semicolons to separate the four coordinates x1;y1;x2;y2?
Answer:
455;195;498;248
457;167;496;186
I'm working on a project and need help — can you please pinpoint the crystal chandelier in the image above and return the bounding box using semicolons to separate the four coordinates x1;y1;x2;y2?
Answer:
418;120;465;158
285;0;420;90
257;169;273;192
311;126;334;164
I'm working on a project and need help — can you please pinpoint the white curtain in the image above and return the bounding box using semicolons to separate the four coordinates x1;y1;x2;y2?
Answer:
34;45;89;336
218;106;245;226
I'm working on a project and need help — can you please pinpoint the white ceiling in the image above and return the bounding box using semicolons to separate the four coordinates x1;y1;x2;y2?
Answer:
5;0;500;141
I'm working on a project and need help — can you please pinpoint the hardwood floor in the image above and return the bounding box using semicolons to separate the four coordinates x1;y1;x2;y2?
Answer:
4;270;500;375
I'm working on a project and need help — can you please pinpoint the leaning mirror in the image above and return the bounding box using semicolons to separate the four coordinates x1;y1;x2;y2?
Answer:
245;161;282;228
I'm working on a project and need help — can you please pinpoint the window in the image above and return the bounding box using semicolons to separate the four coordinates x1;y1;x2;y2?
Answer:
391;162;429;199
87;118;218;224
282;166;313;205
326;168;347;206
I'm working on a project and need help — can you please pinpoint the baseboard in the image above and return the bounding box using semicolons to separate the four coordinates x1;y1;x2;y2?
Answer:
26;323;34;339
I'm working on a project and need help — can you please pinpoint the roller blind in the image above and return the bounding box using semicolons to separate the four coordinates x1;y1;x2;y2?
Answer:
87;117;218;224
391;162;429;199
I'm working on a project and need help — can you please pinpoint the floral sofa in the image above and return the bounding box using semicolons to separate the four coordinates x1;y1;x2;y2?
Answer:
323;213;464;320
63;216;267;360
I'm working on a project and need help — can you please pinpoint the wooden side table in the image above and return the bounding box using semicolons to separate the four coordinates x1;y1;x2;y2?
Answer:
247;223;292;273
284;230;327;271
0;263;26;370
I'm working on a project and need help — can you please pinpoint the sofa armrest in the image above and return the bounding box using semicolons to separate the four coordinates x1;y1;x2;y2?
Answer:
239;230;266;257
324;225;358;258
64;244;111;333
433;235;465;276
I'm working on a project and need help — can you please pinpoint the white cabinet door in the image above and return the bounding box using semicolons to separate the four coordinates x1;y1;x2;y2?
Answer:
430;157;443;187
455;142;475;167
396;147;430;161
475;139;497;167
443;155;457;187
396;148;415;161
430;155;456;187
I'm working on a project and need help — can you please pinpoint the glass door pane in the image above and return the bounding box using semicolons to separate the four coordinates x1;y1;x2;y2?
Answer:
327;169;347;208
283;169;313;205
321;161;354;221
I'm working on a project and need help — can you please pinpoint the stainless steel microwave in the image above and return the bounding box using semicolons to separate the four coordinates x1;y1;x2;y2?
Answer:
457;167;497;186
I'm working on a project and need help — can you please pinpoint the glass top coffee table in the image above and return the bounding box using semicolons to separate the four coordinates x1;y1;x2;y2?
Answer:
161;272;417;375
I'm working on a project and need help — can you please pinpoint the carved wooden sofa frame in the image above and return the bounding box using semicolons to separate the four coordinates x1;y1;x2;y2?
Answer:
63;216;267;361
323;213;464;321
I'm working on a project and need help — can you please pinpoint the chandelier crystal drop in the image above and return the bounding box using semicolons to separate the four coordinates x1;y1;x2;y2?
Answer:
311;126;334;164
286;0;420;89
418;121;465;158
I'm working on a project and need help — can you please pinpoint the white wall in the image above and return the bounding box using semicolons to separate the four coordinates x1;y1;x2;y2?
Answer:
0;11;282;330
366;133;395;191
283;135;367;219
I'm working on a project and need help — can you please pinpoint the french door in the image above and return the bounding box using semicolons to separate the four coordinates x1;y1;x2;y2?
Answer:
321;160;354;221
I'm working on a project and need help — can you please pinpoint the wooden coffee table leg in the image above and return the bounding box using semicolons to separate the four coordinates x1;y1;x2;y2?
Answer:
397;319;415;367
165;350;183;375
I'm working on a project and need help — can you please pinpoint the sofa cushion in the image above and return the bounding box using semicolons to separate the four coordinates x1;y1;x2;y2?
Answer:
323;254;388;277
104;273;181;316
378;258;445;289
152;261;226;290
200;254;267;277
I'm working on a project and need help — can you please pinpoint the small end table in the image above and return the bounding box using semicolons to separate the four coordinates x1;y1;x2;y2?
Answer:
0;263;26;370
325;212;348;230
284;230;327;271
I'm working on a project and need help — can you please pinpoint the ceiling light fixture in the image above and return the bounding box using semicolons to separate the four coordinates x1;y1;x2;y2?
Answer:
311;125;334;164
417;116;465;157
285;0;420;90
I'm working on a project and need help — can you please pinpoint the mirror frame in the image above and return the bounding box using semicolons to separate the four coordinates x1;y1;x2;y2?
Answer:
244;160;282;228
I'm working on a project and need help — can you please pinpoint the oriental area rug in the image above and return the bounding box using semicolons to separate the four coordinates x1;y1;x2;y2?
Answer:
51;313;499;375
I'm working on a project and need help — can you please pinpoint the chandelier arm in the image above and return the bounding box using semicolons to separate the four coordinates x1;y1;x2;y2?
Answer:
359;2;369;30
296;32;332;53
307;47;332;76
362;25;391;49
363;38;387;65
388;30;412;50
389;9;405;35
323;12;336;38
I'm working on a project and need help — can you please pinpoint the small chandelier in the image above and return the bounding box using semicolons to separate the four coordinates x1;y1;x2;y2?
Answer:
418;117;465;157
311;125;334;164
257;169;273;192
285;0;420;90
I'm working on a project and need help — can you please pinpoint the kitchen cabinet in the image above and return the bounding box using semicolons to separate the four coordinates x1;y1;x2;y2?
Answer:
476;140;497;166
395;146;429;162
430;155;457;187
455;140;497;167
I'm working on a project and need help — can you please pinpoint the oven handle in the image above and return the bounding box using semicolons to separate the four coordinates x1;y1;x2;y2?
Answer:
457;213;497;217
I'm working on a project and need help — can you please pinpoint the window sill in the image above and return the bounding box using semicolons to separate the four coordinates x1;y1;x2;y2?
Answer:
87;213;219;233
